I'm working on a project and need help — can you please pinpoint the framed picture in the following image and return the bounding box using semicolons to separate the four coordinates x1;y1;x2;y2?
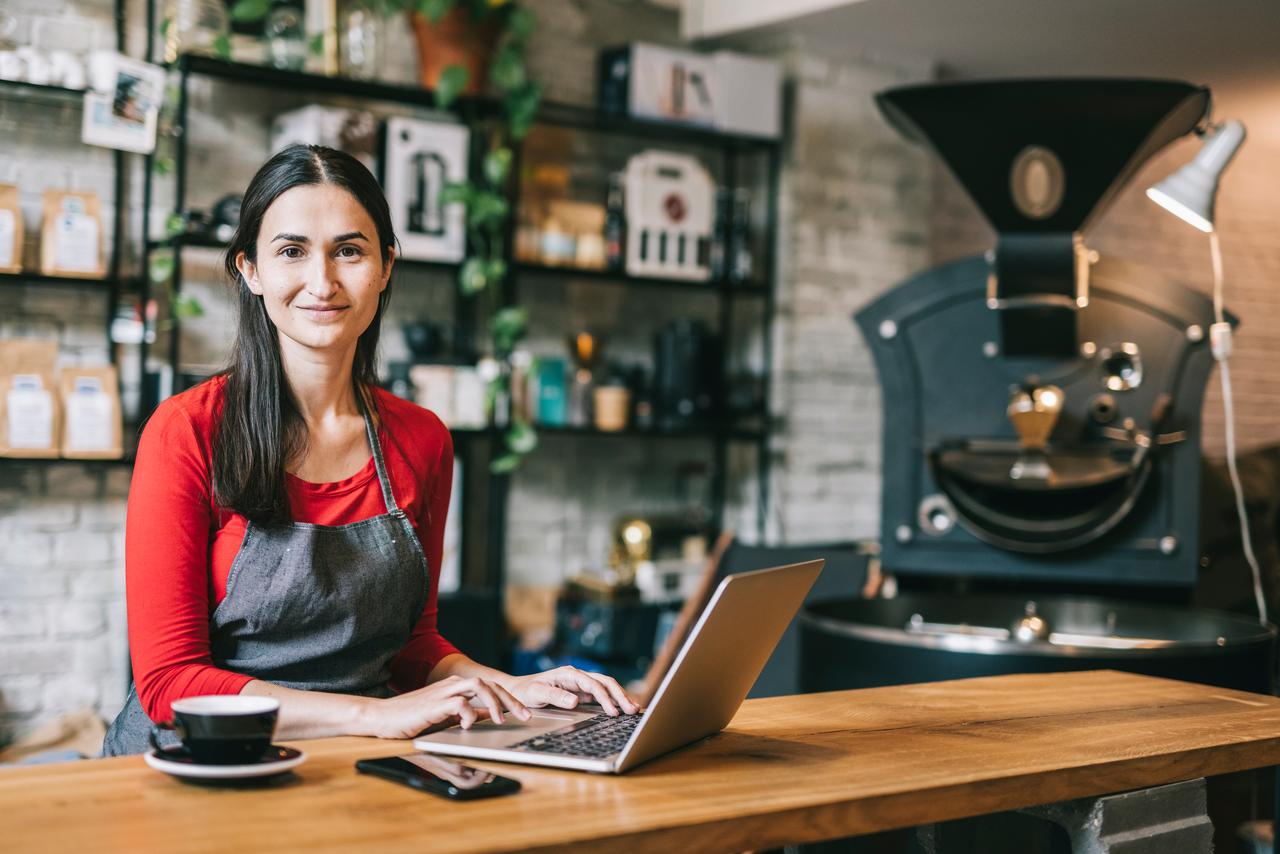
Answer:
382;116;469;263
80;51;165;154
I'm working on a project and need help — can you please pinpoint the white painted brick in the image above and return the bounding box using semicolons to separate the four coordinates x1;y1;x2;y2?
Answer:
0;570;69;599
0;533;54;568
48;601;106;639
78;498;126;530
0;604;46;639
71;571;124;600
0;501;78;532
0;640;73;675
0;676;46;714
41;676;102;714
52;530;114;565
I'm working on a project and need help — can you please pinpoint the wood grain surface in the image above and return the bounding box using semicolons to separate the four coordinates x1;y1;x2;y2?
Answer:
4;670;1280;853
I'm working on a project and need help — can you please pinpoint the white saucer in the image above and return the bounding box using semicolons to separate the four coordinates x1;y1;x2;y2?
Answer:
145;745;306;780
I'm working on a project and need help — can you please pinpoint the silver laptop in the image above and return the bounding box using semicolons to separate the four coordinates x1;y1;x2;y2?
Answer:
414;559;824;773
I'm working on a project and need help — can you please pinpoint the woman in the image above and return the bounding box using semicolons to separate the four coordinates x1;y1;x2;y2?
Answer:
102;144;638;757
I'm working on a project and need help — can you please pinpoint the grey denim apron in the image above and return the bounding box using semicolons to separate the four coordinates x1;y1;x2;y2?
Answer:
101;409;431;757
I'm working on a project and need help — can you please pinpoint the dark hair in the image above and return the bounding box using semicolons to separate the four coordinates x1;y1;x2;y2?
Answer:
213;144;396;526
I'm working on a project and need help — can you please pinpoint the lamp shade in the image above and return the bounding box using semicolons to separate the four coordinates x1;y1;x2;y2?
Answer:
1146;120;1246;232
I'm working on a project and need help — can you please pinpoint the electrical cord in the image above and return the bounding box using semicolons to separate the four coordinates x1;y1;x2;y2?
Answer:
1209;231;1269;626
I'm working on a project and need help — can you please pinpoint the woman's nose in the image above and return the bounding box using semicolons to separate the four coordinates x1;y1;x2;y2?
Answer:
304;257;342;298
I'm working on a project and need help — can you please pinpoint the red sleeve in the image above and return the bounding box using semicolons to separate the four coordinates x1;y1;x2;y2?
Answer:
126;398;253;722
388;418;460;693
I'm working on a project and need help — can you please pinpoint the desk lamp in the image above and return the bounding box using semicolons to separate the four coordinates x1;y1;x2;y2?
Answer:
1146;119;1265;624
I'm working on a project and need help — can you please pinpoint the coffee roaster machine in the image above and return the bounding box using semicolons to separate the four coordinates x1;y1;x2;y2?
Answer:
800;80;1275;704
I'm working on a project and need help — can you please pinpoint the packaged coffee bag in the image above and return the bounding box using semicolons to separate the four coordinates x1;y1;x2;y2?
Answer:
40;190;104;278
60;364;123;459
0;184;23;273
0;339;62;458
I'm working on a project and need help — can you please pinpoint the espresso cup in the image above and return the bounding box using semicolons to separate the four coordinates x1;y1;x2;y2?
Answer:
149;695;280;765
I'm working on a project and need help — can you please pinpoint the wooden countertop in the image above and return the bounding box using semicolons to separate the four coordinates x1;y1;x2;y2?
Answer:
5;670;1280;853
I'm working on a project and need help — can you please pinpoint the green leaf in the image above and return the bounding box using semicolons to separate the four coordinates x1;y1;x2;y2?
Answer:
173;293;205;319
504;83;542;140
148;250;175;284
465;190;508;230
229;0;271;22
506;7;535;41
483;147;512;186
308;32;325;56
159;17;172;38
435;64;469;110
506;420;537;454
485;257;507;286
152;156;174;176
490;45;526;92
164;212;185;238
459;257;488;295
439;181;473;206
489;306;527;352
489;453;521;475
212;32;232;61
418;0;455;22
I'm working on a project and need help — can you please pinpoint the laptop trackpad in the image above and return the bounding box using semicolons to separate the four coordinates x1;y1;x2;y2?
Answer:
418;708;598;749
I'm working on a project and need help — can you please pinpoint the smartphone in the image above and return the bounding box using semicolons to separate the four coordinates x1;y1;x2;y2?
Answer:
355;754;521;800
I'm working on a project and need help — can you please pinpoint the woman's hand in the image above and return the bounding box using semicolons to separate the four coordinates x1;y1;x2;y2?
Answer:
504;666;642;717
356;675;533;740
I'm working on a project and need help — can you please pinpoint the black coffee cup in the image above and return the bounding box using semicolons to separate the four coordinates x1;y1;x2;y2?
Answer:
149;695;280;765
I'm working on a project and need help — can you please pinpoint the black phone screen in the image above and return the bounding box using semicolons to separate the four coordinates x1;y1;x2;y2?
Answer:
355;754;521;800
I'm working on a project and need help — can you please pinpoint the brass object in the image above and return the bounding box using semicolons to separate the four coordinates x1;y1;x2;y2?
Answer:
1007;384;1064;451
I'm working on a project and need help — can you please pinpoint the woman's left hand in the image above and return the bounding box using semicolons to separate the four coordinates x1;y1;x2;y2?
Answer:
505;666;642;716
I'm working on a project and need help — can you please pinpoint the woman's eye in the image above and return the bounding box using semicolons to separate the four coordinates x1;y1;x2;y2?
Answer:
281;246;303;259
337;245;362;258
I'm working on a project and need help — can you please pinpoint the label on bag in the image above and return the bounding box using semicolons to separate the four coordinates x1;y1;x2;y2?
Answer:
55;198;99;272
0;209;14;268
66;376;113;451
7;375;54;449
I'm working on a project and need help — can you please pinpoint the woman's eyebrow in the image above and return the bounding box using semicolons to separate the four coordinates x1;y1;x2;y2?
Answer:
271;232;309;243
332;231;369;242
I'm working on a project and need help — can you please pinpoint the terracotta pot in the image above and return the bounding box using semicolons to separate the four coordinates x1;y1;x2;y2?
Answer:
408;7;499;95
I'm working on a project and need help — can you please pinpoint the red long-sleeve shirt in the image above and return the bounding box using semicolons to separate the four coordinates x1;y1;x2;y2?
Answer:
125;376;459;722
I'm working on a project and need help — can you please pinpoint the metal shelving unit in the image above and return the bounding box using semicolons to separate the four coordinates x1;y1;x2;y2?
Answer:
137;48;781;667
0;0;135;467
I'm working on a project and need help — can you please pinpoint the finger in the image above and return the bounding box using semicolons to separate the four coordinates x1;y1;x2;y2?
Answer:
595;673;641;714
533;681;579;709
566;670;618;715
450;696;479;730
490;681;532;721
468;679;506;725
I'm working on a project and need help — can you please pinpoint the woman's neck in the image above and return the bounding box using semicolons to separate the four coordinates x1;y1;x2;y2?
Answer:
277;335;361;426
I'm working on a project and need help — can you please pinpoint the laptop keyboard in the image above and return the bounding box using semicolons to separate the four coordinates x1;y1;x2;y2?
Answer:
513;712;643;758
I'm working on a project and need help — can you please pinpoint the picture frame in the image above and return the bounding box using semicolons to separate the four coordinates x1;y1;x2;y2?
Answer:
80;51;165;155
382;116;469;263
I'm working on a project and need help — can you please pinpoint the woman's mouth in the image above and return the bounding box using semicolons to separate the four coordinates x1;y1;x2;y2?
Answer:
296;304;350;321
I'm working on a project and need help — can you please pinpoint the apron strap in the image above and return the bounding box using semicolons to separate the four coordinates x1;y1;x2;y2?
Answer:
360;395;400;515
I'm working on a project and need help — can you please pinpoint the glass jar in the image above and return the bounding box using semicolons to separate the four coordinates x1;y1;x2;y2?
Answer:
160;0;230;63
339;0;381;80
264;2;306;71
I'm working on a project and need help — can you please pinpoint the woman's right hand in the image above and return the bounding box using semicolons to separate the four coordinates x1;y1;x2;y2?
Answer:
356;676;533;740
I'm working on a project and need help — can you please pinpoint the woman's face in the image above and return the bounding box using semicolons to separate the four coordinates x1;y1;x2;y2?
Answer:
235;183;393;358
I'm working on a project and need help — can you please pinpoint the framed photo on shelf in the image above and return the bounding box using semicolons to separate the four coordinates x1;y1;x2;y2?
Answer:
382;117;469;264
80;51;165;155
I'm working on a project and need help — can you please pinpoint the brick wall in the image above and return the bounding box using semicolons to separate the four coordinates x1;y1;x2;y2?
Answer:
0;0;936;746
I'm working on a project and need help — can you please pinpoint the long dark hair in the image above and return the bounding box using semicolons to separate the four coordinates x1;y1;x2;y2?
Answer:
213;144;397;526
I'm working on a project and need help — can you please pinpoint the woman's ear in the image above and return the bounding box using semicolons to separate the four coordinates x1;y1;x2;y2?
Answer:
235;250;263;295
380;246;395;291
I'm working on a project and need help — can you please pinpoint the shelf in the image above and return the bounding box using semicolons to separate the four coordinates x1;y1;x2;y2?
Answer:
514;262;768;296
0;271;131;291
536;100;782;153
173;56;778;151
0;455;134;467
176;54;494;118
151;235;461;275
0;78;87;104
449;423;765;442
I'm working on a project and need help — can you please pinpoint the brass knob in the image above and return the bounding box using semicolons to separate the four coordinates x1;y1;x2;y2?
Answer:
1008;384;1064;450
